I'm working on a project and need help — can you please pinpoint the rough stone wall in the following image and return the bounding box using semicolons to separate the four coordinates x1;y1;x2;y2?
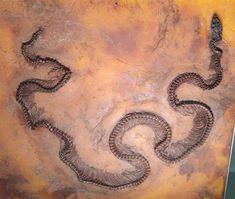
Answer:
0;0;234;198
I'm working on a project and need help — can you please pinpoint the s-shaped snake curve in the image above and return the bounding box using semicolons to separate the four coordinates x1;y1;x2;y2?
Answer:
16;14;223;189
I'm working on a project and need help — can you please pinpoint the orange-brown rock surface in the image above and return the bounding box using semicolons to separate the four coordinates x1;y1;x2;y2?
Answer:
0;0;235;198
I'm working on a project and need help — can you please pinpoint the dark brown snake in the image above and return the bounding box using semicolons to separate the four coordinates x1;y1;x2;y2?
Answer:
16;14;223;189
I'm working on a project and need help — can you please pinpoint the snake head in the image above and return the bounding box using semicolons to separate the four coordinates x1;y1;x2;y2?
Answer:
211;13;222;42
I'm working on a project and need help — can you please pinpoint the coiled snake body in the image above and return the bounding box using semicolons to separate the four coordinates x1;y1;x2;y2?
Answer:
16;14;223;189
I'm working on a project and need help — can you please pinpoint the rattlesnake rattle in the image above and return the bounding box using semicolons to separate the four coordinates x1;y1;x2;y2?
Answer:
16;13;223;189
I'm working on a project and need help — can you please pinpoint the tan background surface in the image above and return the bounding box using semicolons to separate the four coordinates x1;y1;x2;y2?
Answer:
0;0;235;198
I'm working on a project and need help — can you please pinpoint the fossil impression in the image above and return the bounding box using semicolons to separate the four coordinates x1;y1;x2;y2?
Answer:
16;14;223;189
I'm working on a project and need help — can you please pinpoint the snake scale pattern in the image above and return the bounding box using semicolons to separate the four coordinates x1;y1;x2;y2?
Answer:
16;14;223;189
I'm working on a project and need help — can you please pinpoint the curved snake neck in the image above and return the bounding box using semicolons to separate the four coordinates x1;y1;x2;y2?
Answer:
16;14;223;189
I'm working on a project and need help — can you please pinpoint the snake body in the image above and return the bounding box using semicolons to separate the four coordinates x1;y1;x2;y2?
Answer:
16;14;223;189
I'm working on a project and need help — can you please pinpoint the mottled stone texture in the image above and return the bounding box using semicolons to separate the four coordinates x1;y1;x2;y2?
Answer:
0;0;234;198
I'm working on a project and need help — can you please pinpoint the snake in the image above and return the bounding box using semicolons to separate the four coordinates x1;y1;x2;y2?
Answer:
16;14;223;189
